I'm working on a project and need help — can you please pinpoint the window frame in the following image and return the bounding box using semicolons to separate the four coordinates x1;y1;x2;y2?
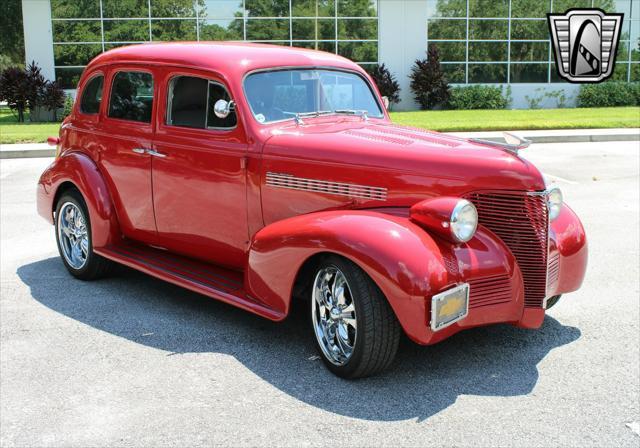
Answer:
106;68;155;125
78;72;105;116
165;74;237;131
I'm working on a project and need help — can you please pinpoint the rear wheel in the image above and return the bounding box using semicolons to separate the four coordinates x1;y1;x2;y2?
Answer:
55;189;113;280
310;255;401;379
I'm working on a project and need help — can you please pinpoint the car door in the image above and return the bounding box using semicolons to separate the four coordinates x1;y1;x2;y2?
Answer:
151;69;248;269
98;68;157;244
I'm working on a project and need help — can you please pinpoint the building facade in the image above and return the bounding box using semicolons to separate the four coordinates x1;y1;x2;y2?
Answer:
21;0;640;109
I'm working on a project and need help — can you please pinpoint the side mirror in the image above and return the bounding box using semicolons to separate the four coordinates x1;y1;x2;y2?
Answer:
214;99;235;119
382;96;390;110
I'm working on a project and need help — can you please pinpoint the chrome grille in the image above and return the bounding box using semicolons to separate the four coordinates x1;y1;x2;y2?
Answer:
465;191;549;308
547;251;560;290
468;273;513;309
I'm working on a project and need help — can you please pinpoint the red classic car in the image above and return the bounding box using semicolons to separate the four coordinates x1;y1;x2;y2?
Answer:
37;42;587;378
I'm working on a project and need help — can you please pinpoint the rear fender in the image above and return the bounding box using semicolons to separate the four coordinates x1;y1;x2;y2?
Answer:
37;152;120;248
246;210;454;339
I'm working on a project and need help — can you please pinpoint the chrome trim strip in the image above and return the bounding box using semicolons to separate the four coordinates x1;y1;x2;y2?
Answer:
265;172;387;201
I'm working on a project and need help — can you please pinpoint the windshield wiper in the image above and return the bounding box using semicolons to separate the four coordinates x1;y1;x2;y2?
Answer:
333;109;369;121
291;109;369;125
291;110;333;125
295;110;333;118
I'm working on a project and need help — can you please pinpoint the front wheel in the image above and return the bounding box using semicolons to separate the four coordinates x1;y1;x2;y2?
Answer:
55;189;113;280
545;295;562;309
310;256;401;379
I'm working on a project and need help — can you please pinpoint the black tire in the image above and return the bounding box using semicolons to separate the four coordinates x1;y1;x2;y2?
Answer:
310;255;401;379
54;189;113;280
545;295;562;310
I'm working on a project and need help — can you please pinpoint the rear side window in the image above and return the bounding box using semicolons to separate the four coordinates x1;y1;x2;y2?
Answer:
108;71;153;123
80;75;103;114
168;76;208;128
167;75;237;130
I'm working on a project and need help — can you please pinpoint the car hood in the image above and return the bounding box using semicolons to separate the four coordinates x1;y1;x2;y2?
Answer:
262;119;546;197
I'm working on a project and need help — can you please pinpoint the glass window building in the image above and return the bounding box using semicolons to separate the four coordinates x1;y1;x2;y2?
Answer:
20;0;640;109
48;0;379;88
426;0;638;84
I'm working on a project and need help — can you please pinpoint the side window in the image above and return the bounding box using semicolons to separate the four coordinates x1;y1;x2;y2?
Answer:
108;71;153;123
80;75;104;114
167;76;208;128
207;83;237;128
167;75;236;130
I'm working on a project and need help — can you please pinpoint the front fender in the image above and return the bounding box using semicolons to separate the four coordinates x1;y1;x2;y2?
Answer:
547;203;588;296
247;211;448;335
246;210;521;344
37;152;120;248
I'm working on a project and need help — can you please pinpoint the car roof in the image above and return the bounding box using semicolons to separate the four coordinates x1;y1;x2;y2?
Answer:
87;42;362;77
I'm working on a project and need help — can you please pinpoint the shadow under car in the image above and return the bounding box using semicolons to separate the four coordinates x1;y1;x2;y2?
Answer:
17;257;581;422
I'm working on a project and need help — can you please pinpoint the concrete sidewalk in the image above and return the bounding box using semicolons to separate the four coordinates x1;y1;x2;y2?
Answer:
1;128;638;159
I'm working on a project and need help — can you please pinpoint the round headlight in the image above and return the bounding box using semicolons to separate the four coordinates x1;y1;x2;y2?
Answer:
451;200;478;243
547;187;563;221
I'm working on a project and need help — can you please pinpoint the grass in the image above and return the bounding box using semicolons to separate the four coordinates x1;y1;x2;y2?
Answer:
390;107;640;132
0;107;62;144
1;106;638;144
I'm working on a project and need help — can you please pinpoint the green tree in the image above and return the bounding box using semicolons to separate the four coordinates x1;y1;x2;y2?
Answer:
0;0;25;67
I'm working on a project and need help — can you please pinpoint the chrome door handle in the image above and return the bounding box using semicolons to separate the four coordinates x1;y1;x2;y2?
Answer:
132;148;147;154
146;149;167;158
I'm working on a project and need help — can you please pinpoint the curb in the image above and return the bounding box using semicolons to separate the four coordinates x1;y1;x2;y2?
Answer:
1;130;638;159
1;148;57;159
469;133;639;144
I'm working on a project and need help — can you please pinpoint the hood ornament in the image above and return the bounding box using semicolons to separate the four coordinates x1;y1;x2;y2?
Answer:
469;132;531;156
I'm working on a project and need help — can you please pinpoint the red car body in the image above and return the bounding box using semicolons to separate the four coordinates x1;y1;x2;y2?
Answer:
37;43;587;347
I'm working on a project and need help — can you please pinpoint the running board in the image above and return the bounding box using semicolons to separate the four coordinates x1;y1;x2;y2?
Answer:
95;242;284;321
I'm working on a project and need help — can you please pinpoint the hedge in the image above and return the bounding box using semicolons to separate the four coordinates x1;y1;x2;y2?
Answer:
447;85;509;110
577;82;639;107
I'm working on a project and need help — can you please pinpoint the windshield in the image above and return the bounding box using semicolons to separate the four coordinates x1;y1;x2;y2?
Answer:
244;69;384;124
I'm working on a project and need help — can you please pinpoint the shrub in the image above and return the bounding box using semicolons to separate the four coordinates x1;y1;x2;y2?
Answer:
0;62;65;122
545;89;568;108
448;85;508;110
41;81;66;121
577;82;640;107
409;46;450;110
524;88;545;109
25;61;46;116
63;94;74;119
0;66;29;122
365;63;401;107
524;88;572;109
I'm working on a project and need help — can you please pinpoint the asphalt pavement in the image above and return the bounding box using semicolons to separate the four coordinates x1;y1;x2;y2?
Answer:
1;142;639;447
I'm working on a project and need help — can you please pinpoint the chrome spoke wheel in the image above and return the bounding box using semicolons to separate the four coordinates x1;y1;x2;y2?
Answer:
57;201;89;270
312;266;357;366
